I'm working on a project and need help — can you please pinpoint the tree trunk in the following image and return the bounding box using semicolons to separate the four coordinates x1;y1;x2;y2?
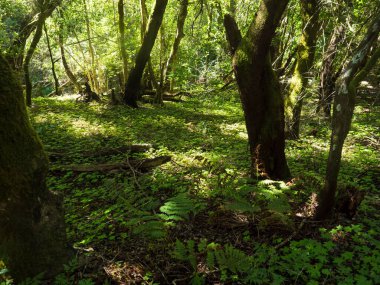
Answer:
83;0;99;93
285;0;319;139
316;16;380;220
124;0;168;108
44;23;61;96
140;0;158;91
0;54;71;282
317;24;345;118
118;0;128;85
162;0;189;91
224;0;290;180
23;0;62;106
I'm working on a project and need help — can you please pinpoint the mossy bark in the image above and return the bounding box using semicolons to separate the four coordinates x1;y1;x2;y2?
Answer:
285;0;319;139
0;55;71;281
124;0;168;107
224;0;290;180
316;16;380;220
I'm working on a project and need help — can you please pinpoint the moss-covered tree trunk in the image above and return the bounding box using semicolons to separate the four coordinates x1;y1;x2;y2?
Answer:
0;55;71;282
224;0;290;180
124;0;168;108
316;16;380;220
284;0;319;139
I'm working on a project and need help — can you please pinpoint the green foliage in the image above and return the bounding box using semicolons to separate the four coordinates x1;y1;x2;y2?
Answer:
159;193;205;221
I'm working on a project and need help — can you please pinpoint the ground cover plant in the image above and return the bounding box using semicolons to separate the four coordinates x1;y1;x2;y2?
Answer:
2;89;378;284
1;0;379;283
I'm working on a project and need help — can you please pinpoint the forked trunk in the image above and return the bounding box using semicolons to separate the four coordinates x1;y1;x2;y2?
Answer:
224;0;290;180
124;0;168;107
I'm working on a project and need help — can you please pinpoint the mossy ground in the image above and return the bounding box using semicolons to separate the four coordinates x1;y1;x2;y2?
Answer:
2;90;379;284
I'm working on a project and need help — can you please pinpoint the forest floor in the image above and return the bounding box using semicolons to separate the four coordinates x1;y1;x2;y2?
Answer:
5;90;380;284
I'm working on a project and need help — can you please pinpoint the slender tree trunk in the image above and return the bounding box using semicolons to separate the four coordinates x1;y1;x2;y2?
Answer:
118;0;128;85
162;0;189;91
317;25;345;118
224;0;290;180
23;0;62;106
284;0;319;139
83;0;99;93
24;19;45;106
0;54;72;282
316;16;380;220
44;23;61;96
58;9;81;92
124;0;168;107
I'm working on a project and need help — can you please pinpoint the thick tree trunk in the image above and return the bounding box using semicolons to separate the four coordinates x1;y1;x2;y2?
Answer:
0;55;71;282
118;0;128;85
224;0;290;180
124;0;168;107
44;23;61;96
162;0;189;91
316;16;380;220
285;0;319;139
317;25;345;118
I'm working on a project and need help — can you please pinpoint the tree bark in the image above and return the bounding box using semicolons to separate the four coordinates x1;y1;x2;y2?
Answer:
118;0;129;85
0;54;71;282
124;0;168;108
44;23;61;96
317;24;345;118
224;0;290;180
316;15;380;220
285;0;319;139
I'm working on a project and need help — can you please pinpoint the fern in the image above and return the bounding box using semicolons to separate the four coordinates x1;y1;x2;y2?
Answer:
172;239;197;269
159;193;205;221
215;245;250;274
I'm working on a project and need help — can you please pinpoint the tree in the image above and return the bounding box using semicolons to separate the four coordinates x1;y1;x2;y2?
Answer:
316;14;380;220
23;0;62;106
124;0;168;108
224;0;290;180
44;22;61;95
0;54;71;282
118;0;128;86
284;0;320;139
161;0;189;92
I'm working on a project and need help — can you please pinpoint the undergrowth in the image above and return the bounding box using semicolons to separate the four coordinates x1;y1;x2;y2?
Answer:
1;91;379;284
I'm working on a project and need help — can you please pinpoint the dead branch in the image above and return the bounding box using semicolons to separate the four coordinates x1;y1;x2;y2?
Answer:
55;155;171;172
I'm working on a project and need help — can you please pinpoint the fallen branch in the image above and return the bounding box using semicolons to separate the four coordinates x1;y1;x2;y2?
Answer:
55;155;171;172
47;144;152;160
